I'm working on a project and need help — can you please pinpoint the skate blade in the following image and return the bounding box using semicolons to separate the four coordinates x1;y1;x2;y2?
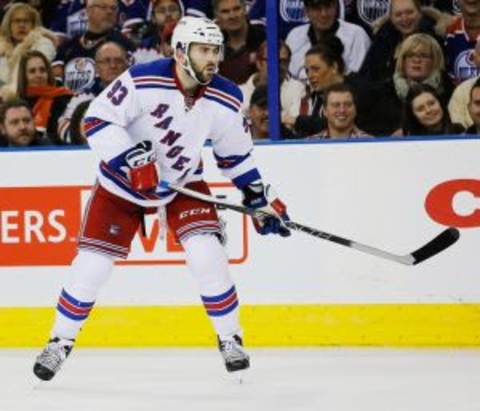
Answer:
230;370;246;384
32;380;44;390
28;373;45;390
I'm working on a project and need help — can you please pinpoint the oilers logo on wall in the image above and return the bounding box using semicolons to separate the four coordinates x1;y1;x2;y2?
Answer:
357;0;390;25
64;57;96;93
454;49;480;82
280;0;308;23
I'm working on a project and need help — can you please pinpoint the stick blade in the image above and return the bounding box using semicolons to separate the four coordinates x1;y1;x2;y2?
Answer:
410;227;460;265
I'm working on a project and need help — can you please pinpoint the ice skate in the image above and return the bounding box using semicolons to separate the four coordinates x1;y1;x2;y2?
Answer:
33;337;74;381
218;335;250;373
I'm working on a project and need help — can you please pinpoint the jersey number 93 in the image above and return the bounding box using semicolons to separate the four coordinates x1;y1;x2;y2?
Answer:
107;80;128;106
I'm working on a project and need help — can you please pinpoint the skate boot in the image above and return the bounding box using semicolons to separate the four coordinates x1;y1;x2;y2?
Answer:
218;335;250;372
33;337;74;381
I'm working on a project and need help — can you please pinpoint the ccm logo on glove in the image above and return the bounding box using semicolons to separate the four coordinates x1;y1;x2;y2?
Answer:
125;141;159;192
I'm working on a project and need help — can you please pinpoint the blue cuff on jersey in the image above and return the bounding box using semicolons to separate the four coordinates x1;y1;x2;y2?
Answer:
232;168;262;189
107;151;129;180
158;180;170;189
214;152;251;170
83;117;110;138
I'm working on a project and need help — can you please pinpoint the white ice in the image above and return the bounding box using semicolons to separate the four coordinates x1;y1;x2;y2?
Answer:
1;348;479;411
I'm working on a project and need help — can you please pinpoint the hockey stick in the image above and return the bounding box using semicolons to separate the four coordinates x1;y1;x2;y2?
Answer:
160;181;460;266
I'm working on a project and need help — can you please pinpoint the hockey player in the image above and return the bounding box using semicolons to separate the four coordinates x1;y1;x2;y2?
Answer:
33;16;290;381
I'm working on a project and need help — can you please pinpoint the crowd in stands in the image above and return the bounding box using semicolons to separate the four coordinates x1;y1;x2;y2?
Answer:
0;0;479;147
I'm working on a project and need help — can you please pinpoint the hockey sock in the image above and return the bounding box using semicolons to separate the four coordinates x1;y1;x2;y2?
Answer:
182;234;242;339
51;250;114;340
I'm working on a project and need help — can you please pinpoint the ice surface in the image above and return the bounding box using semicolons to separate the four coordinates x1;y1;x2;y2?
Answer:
1;348;479;411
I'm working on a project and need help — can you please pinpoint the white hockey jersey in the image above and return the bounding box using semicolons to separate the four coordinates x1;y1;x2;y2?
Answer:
84;58;261;207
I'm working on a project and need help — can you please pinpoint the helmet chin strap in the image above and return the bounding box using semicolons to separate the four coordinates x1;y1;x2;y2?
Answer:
186;62;208;86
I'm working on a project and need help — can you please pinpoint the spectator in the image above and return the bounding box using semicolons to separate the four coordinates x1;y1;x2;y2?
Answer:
248;84;269;139
0;1;59;29
52;0;135;93
359;33;453;135
142;0;213;22
402;83;464;135
0;98;51;146
0;3;56;87
446;0;480;84
465;77;480;135
294;38;348;137
133;0;182;63
149;0;183;31
394;33;453;100
286;0;371;81
58;41;129;143
69;100;91;144
140;0;213;20
248;0;310;39
16;50;73;144
311;82;370;139
49;0;149;44
214;0;266;84
93;41;129;85
239;40;304;130
359;0;449;82
248;0;387;39
448;37;480;128
248;84;296;139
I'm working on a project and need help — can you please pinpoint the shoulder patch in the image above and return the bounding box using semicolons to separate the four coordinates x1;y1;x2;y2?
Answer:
204;75;244;113
130;58;176;90
129;58;174;79
204;77;243;113
209;74;244;104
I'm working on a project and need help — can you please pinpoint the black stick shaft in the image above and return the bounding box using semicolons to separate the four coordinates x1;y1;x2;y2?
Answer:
165;182;459;265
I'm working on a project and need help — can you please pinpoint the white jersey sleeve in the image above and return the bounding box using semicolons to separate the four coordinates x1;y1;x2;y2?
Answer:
83;69;141;162
207;77;262;189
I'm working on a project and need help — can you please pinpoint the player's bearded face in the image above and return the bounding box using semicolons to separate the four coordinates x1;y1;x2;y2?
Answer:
189;43;221;83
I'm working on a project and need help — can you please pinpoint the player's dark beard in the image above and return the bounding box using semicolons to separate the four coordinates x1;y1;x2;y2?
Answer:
191;60;215;83
194;68;207;83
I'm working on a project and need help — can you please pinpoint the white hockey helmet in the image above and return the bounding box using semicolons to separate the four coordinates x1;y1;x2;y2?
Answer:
171;16;224;84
